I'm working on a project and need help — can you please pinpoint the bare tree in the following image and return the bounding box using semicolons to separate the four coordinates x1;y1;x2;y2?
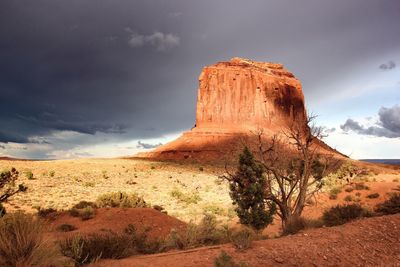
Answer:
253;115;338;230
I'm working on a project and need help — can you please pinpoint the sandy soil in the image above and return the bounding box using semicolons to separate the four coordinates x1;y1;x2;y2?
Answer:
95;213;400;267
1;158;400;234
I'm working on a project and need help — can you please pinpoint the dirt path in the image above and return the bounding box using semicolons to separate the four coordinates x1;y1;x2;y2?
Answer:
96;214;400;267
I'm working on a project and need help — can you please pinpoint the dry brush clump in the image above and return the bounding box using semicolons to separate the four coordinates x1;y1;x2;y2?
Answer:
0;212;64;266
96;192;148;208
322;204;371;227
60;224;166;265
375;193;400;215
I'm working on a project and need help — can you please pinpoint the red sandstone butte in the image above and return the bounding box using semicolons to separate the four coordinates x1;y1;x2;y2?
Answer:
137;57;342;162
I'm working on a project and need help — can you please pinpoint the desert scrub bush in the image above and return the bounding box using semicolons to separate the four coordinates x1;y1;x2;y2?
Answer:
344;195;353;202
37;207;59;219
0;168;27;208
69;206;96;221
203;204;225;216
84;181;95;187
375;193;400;214
329;187;341;199
49;170;55;177
124;224;166;254
96;192;148;208
393;178;399;182
57;223;78;232
0;212;63;266
170;187;201;205
230;228;254;250
367;193;380;199
280;217;323;235
73;200;97;209
60;233;134;265
25;170;34;180
214;250;248;267
166;214;228;250
354;183;370;190
344;187;354;193
322;204;367;226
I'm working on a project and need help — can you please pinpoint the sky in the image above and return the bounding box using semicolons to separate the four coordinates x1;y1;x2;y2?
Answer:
0;0;399;159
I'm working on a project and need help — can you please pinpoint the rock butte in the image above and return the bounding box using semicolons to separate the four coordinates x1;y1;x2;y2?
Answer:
137;57;344;162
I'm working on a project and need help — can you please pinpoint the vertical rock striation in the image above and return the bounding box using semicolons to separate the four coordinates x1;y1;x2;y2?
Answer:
137;58;341;161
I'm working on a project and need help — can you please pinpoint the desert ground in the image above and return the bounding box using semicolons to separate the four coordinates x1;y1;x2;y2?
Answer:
1;157;400;266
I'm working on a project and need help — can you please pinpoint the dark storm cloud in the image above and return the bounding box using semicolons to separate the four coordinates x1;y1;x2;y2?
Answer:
379;61;396;70
136;141;163;149
0;0;400;157
341;105;400;138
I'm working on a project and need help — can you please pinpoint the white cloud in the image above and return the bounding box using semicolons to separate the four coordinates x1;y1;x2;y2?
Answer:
128;31;180;51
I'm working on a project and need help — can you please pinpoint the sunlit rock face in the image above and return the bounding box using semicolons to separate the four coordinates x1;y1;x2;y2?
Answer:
137;58;334;162
195;57;306;133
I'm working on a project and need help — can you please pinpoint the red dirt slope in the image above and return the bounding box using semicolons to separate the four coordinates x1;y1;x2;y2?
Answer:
48;208;187;241
96;214;400;267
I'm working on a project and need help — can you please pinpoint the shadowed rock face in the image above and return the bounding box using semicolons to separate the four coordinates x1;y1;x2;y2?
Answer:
137;58;338;162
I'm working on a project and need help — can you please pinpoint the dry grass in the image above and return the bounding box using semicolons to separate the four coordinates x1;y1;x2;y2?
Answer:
1;159;232;223
0;212;65;266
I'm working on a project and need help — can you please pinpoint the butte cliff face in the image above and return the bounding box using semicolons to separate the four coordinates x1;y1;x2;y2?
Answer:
195;57;306;133
137;58;339;161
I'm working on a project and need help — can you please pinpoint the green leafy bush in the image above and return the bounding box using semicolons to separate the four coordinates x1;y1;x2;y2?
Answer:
322;204;366;226
375;193;400;214
96;192;148;208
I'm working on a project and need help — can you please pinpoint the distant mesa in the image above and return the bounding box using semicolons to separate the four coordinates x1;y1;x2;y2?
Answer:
137;57;343;162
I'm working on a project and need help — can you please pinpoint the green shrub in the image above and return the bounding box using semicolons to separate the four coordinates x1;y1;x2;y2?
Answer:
230;228;254;250
375;193;400;214
170;188;201;205
25;170;34;180
367;193;380;199
329;186;341;199
214;250;248;267
57;223;77;232
322;204;366;226
0;213;63;266
226;147;275;231
1;168;27;205
96;192;148;208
